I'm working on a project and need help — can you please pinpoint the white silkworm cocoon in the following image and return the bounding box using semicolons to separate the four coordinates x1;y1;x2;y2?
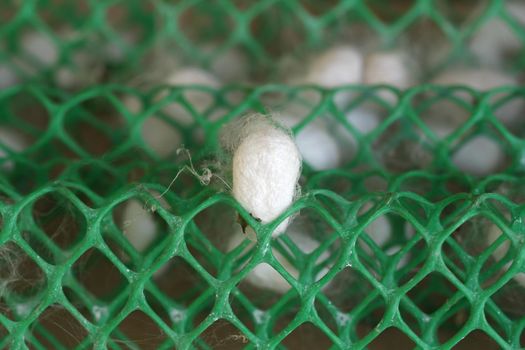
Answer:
139;117;183;158
127;67;220;157
225;115;301;236
346;107;381;135
426;69;517;175
363;51;413;104
121;194;170;276
54;51;104;90
205;46;249;83
21;31;59;67
122;200;158;253
227;227;330;294
276;113;341;171
304;46;363;87
452;135;504;176
359;203;413;270
432;68;517;90
486;219;525;287
299;46;363;107
469;1;525;67
0;128;27;169
432;68;521;126
332;107;381;163
0;64;18;89
164;67;221;124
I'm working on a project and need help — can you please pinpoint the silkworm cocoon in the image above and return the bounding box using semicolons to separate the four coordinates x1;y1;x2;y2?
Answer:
227;227;330;294
346;107;381;135
121;194;170;276
332;107;381;163
21;31;59;68
469;1;525;67
0;64;18;89
0;128;27;169
304;46;363;87
363;51;413;104
54;51;104;90
452;135;504;176
299;46;364;107
486;219;525;287
140;117;183;158
225;115;301;236
433;68;522;127
122;200;158;253
432;68;517;90
358;203;413;270
164;67;221;124
276;114;341;171
203;45;249;83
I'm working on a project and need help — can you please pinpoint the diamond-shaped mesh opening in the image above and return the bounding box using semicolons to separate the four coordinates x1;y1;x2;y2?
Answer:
154;256;211;308
72;248;129;304
281;322;333;349
407;272;459;315
103;193;171;271
449;330;501;350
18;191;87;265
196;319;249;349
63;95;128;158
0;242;47;320
436;296;471;344
366;327;416;349
6;90;50;132
110;310;174;349
30;304;89;349
355;295;387;341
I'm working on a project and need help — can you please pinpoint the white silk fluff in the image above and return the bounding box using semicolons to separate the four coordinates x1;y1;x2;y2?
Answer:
226;115;301;236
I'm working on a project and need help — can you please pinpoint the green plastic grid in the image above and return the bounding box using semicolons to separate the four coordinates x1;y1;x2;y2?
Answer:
0;84;525;349
0;0;524;87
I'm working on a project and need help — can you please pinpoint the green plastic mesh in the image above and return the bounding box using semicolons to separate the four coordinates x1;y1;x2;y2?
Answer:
1;1;525;350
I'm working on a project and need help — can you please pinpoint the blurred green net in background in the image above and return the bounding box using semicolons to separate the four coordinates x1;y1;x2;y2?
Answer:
1;0;525;349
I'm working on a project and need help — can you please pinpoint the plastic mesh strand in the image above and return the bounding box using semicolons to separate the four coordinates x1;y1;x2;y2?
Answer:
0;84;525;349
0;0;524;86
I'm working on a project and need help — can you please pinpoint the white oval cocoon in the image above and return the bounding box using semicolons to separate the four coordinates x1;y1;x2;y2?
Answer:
431;68;522;129
21;31;59;67
0;64;18;89
140;117;183;158
121;195;170;277
363;51;413;104
300;46;364;107
230;115;301;236
122;199;158;253
209;47;249;83
304;46;363;87
0;128;27;169
276;114;341;171
346;107;381;135
469;1;525;67
164;67;221;124
432;69;517;90
452;135;504;176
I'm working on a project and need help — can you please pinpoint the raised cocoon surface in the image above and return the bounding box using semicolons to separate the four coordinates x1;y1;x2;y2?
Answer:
224;115;302;236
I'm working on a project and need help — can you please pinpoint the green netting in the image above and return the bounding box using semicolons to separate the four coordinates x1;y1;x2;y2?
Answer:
1;0;525;349
1;84;525;349
1;0;524;87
